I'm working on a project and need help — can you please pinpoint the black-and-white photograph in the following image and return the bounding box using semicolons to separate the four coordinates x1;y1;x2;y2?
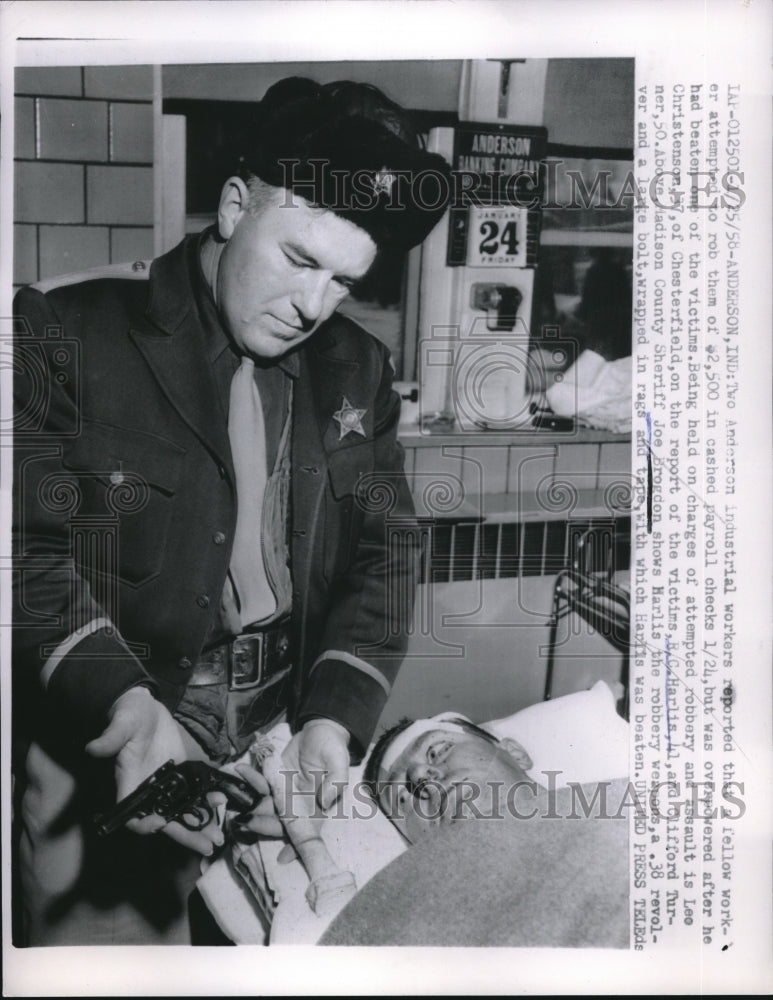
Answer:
9;47;635;946
1;2;770;996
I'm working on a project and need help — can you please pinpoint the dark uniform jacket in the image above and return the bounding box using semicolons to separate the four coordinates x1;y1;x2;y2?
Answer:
13;236;417;761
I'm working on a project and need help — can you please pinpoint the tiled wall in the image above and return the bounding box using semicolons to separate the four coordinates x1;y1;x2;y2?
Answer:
402;438;632;517
14;65;155;292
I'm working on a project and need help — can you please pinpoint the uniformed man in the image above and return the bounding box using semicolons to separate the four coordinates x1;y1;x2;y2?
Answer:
12;77;451;944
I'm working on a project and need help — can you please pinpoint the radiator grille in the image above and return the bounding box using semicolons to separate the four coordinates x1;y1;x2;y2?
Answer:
419;517;631;584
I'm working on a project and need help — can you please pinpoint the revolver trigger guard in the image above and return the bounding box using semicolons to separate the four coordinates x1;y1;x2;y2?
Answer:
178;803;213;831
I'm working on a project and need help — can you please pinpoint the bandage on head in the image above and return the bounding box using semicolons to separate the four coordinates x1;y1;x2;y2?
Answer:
376;713;474;786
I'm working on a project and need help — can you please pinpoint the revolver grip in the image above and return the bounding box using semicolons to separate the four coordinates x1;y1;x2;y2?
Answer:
217;772;262;816
177;761;262;816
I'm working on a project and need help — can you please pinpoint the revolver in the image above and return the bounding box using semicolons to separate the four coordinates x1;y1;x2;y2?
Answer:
94;759;261;837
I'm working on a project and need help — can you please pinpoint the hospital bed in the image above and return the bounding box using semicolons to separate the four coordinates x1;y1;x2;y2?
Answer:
544;525;631;715
198;678;629;945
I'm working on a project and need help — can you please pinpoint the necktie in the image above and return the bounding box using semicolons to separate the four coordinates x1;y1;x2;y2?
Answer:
226;356;277;628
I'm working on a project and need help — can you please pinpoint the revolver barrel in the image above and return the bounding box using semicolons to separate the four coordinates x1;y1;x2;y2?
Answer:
94;760;179;836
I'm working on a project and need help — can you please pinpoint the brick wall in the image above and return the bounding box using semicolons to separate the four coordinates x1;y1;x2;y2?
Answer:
14;65;155;292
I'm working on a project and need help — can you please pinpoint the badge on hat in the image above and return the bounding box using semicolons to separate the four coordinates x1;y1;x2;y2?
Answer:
333;397;367;439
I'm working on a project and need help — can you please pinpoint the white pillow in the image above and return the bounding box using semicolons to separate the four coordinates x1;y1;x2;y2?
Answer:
487;680;629;786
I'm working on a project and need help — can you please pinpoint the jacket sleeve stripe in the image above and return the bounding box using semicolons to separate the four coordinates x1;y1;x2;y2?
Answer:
310;650;392;697
40;616;116;689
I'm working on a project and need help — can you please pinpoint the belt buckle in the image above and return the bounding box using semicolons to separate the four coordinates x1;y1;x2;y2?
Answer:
229;634;264;690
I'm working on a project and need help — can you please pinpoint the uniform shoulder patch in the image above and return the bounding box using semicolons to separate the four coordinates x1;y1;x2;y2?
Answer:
31;259;153;295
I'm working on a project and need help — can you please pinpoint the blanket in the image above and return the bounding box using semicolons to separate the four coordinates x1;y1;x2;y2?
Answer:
320;778;630;947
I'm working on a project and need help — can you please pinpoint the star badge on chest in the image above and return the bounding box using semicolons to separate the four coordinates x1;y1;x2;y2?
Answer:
333;396;368;440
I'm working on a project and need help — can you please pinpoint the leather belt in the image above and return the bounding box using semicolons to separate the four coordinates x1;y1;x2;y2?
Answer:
188;620;292;691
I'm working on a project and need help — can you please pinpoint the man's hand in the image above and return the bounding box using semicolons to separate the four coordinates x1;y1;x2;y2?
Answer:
85;686;225;856
234;718;350;862
285;718;350;811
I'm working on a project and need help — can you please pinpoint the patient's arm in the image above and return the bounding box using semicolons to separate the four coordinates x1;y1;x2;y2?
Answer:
243;747;358;917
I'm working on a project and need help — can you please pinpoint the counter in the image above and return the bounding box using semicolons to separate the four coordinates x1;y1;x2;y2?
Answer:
397;426;632;522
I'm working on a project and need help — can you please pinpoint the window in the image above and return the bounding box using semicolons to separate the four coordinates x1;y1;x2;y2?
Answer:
531;150;634;383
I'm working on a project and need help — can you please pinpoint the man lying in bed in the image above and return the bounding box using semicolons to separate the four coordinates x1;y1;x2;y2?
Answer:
316;698;631;947
202;681;631;946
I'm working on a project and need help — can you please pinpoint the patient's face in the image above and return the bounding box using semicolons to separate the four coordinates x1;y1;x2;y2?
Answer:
379;729;531;844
